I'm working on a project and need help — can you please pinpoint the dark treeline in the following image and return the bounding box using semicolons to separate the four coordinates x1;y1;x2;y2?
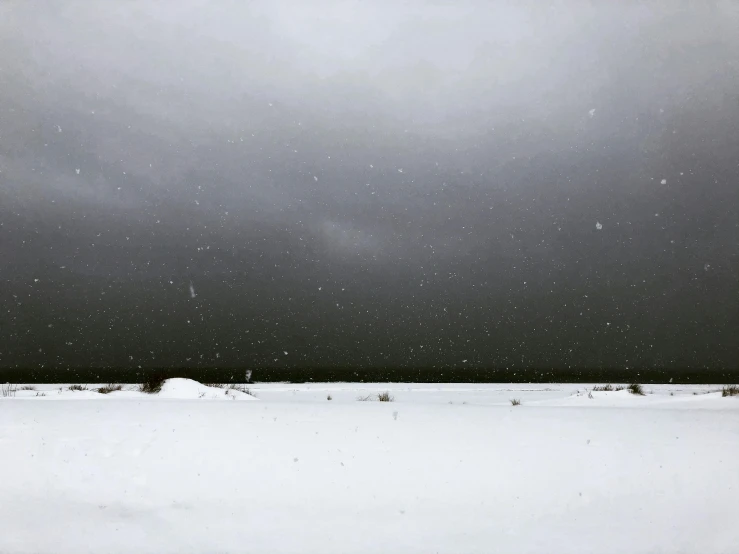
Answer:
1;366;737;384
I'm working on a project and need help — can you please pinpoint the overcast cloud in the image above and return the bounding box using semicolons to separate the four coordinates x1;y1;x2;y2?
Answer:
1;1;738;370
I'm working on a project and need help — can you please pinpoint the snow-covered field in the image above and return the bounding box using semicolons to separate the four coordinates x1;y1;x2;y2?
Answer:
2;380;738;554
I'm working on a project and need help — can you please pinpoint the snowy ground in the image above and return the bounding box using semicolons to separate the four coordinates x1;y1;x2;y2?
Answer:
1;380;738;554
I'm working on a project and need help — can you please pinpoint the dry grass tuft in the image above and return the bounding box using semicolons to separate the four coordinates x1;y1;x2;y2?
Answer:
376;391;394;402
227;384;256;397
95;384;122;394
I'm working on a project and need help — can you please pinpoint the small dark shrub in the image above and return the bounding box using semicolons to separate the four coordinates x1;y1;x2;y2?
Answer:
68;384;88;391
20;385;36;391
327;394;333;401
510;398;521;406
722;385;739;397
614;386;625;391
357;394;373;402
96;384;122;394
206;383;225;388
377;391;394;402
2;383;18;397
627;383;644;396
139;372;167;394
592;384;614;392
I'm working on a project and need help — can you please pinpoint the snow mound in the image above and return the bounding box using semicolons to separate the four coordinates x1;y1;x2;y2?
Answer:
157;378;257;400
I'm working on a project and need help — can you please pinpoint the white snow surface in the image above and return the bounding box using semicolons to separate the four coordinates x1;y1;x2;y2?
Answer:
2;380;738;554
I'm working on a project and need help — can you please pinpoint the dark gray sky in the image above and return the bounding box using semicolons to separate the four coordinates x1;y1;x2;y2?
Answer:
1;1;738;370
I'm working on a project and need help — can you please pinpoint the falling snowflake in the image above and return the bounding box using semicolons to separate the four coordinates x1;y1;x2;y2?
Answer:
660;179;667;185
588;109;596;117
75;168;80;175
595;222;603;230
189;283;196;298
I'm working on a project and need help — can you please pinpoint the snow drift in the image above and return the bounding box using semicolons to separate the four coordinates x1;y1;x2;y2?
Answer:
1;382;737;553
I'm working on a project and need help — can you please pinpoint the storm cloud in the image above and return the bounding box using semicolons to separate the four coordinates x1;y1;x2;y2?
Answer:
1;1;738;370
